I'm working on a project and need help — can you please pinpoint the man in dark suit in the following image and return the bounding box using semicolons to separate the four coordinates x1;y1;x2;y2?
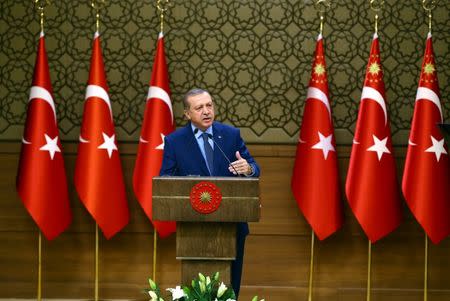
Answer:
160;88;260;297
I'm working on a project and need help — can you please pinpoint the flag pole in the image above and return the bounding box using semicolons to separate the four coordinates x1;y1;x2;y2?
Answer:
306;4;331;300
33;3;48;300
91;0;104;33
313;0;329;36
424;233;428;301
366;240;372;301
89;3;104;300
95;224;99;301
419;3;435;299
150;0;169;283
153;231;158;281
34;0;47;33
156;0;169;34
36;5;44;297
308;230;315;301
37;231;42;301
365;4;383;301
153;1;162;283
369;0;384;35
422;0;434;35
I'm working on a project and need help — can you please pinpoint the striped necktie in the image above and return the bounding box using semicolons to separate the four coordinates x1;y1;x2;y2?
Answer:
202;132;214;175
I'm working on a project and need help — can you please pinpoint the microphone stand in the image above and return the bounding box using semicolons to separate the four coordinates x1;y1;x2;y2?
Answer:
207;133;242;177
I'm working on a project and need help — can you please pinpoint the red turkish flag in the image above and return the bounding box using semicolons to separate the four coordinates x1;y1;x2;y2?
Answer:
74;32;129;239
291;34;343;240
402;33;450;244
133;33;176;238
345;33;402;242
16;32;72;240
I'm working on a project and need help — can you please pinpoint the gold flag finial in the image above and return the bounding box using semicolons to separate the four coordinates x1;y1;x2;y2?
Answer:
370;0;384;34
156;0;171;34
91;0;106;32
422;0;436;34
34;0;50;33
314;0;331;35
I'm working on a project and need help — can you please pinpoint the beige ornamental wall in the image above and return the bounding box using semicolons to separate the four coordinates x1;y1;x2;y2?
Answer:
1;1;450;300
1;0;449;144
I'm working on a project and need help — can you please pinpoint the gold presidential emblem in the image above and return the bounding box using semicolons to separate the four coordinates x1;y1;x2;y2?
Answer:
190;181;223;214
200;191;212;203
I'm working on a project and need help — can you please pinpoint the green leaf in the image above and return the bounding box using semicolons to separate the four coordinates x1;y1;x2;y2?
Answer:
251;296;258;301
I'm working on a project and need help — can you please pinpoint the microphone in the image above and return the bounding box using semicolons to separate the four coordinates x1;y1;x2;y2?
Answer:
170;165;178;176
206;133;242;177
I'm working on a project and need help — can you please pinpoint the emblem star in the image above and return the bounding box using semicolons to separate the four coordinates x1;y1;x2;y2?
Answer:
311;132;335;159
368;62;381;75
155;133;165;150
425;135;447;162
423;63;435;75
98;132;118;158
39;134;61;160
367;135;391;161
314;63;326;76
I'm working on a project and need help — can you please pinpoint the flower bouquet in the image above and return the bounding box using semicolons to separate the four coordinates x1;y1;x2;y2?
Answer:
145;272;264;301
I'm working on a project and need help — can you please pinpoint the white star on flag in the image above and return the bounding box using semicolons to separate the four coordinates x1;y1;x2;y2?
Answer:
425;135;447;162
155;133;165;150
311;131;335;159
98;132;118;158
39;134;61;160
367;134;391;161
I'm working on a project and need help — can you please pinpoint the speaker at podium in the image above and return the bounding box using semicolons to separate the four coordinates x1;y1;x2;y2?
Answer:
152;176;260;286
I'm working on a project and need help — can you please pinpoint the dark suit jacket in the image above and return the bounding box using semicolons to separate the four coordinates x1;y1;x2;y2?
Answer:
160;121;261;235
160;121;260;177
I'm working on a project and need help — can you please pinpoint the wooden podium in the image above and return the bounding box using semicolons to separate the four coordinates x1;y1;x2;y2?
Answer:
152;176;260;285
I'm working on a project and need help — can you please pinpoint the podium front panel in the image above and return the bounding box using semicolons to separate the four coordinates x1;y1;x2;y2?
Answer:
176;222;236;259
153;176;260;222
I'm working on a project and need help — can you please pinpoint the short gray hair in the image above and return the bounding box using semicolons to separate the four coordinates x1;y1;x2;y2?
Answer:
183;88;210;109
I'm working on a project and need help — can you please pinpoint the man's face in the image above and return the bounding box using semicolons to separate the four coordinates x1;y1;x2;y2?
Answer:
184;92;215;131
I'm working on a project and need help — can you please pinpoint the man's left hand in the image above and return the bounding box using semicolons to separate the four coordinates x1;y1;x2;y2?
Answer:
229;151;253;175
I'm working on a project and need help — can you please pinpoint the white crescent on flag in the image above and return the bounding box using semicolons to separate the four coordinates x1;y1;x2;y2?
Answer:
85;84;113;120
408;139;417;146
361;86;388;126
22;137;32;144
79;135;90;143
415;87;443;122
29;86;57;123
139;136;149;143
147;86;173;124
306;87;331;121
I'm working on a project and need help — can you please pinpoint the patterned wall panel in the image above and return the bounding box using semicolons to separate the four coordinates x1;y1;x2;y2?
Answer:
0;0;449;144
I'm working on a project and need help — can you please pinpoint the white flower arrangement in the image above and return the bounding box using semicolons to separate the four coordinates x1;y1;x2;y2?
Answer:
145;272;264;301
